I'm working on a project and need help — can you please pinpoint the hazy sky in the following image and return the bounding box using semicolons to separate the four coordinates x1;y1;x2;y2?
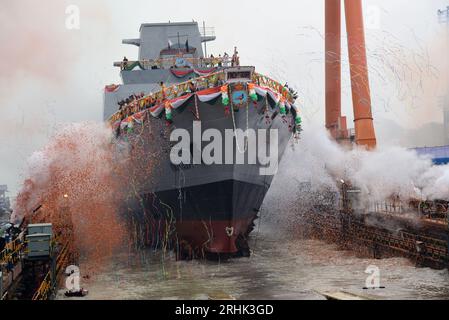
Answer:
1;0;449;194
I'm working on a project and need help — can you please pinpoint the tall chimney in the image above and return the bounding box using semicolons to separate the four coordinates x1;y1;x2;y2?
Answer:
325;0;342;139
344;0;377;148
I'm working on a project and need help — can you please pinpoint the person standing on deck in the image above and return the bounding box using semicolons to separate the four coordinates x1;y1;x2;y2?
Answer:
232;47;240;67
223;52;230;67
122;56;128;70
231;47;240;67
160;81;167;99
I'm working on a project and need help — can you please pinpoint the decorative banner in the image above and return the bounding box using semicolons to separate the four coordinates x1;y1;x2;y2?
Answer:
105;84;120;93
267;89;280;104
170;67;217;78
230;83;248;107
295;115;302;125
120;116;133;130
147;94;193;119
254;85;280;105
170;68;194;78
231;90;248;107
292;105;302;125
196;87;222;102
171;93;193;109
109;71;297;123
132;110;146;124
247;83;258;102
193;67;217;76
150;103;164;117
254;85;268;97
220;85;229;106
165;101;173;121
124;61;144;71
279;97;286;115
109;73;299;126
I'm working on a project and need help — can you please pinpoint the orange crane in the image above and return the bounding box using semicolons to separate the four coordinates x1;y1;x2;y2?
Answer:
325;0;377;149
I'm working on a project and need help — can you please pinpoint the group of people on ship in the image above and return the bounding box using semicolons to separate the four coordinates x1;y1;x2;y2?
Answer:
121;47;240;71
116;89;161;120
114;46;253;125
117;92;145;111
115;73;226;122
205;47;239;67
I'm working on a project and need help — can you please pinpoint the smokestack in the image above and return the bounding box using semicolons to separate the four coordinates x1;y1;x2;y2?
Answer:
344;0;377;148
325;0;342;139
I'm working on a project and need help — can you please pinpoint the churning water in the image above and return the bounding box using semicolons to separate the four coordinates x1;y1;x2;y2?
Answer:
55;127;449;300
56;223;449;300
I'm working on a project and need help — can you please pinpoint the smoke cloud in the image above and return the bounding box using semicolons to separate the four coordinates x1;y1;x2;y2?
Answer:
264;124;449;228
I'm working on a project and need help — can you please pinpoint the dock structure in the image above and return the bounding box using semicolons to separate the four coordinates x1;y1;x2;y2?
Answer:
302;183;449;270
0;223;70;300
317;291;376;300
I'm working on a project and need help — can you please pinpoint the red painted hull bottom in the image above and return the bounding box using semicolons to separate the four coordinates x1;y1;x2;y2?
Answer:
173;216;257;258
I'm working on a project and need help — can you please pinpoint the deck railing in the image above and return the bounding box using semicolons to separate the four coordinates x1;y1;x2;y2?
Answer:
200;26;216;38
0;237;24;267
32;238;70;300
114;56;230;71
108;70;297;124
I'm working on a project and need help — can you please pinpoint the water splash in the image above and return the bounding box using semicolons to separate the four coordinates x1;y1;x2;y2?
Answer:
264;124;449;229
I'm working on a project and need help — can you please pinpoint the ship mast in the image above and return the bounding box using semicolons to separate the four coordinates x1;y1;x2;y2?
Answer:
168;32;189;55
203;21;208;57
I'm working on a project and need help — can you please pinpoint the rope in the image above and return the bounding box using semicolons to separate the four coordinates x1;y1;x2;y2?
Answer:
194;94;200;120
176;166;186;223
229;84;249;154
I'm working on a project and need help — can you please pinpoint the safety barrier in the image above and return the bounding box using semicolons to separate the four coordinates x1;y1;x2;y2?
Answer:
32;270;52;300
115;56;229;71
108;70;224;123
32;239;70;300
0;237;24;267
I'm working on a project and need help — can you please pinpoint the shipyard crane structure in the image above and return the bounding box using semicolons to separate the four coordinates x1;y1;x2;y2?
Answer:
325;0;377;149
438;6;449;144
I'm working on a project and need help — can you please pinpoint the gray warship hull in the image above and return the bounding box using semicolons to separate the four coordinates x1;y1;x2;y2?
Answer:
119;92;294;257
104;21;299;257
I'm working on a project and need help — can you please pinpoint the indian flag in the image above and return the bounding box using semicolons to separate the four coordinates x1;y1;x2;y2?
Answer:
171;94;193;109
105;84;120;93
120;116;133;130
194;67;217;76
255;85;268;97
150;104;164;117
170;68;194;78
132;110;146;124
255;85;280;104
196;87;222;102
148;94;193;119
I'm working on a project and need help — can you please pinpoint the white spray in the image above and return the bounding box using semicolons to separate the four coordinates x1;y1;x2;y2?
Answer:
263;124;449;227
